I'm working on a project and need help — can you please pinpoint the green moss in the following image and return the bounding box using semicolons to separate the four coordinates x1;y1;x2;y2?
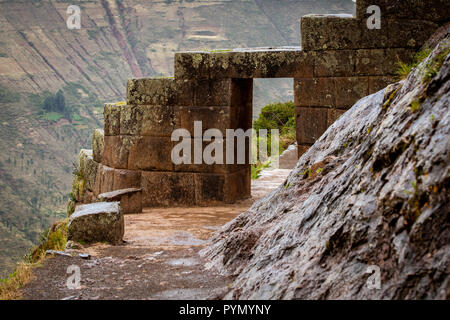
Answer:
410;99;421;113
382;88;400;110
302;167;312;179
422;48;450;83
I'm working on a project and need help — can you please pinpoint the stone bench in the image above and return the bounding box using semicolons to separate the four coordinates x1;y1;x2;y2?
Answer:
68;202;124;245
98;188;143;214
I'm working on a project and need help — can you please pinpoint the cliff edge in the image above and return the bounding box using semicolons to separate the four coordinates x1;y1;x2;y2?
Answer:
201;33;450;299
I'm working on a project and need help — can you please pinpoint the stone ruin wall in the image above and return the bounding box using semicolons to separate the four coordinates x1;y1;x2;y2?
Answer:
69;0;449;211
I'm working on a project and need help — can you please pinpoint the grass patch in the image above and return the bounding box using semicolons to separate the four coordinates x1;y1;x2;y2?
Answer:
0;219;68;300
410;99;421;113
396;47;432;80
0;262;33;300
41;112;64;122
251;161;271;180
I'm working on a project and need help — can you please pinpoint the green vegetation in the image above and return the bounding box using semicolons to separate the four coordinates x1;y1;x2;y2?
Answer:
251;161;271;180
0;220;68;300
410;99;421;113
396;47;432;80
27;220;68;263
251;101;296;179
0;85;20;103
422;48;450;83
253;101;296;154
40;90;72;122
87;29;99;40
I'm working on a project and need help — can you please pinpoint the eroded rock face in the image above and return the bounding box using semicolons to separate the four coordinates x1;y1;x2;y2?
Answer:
201;37;450;299
68;202;124;245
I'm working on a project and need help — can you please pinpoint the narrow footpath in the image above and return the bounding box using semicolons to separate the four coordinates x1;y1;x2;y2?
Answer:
21;169;291;300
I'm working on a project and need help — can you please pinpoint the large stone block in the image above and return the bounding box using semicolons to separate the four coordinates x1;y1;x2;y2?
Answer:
113;169;141;190
301;14;361;51
334;77;369;108
119;104;180;137
194;173;226;204
301;13;439;50
225;49;313;78
127;78;194;106
314;50;356;77
92;129;104;163
93;164;115;195
179;106;232;138
172;138;246;174
356;0;450;23
356;48;416;76
387;19;438;48
68;202;124;245
174;48;313;79
294;78;335;107
230;78;253;130
102;136;135;169
141;172;196;206
104;104;121;136
224;167;251;203
193;79;231;106
127;136;173;171
296;107;328;144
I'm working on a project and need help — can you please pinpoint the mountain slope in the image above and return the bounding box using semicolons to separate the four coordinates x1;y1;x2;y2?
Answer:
202;35;450;299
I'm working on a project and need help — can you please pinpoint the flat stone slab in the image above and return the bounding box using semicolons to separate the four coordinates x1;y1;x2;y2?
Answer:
98;188;143;214
68;202;124;245
98;188;142;201
174;46;313;79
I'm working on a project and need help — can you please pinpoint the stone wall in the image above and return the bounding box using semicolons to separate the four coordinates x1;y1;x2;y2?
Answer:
70;0;448;209
296;0;448;156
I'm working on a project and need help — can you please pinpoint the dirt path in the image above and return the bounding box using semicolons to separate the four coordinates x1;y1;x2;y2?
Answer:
21;169;291;300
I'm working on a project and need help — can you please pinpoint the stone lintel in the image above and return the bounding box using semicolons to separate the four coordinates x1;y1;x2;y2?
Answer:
174;47;313;79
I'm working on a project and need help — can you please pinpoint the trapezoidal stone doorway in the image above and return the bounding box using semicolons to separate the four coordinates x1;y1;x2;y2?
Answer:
99;47;313;208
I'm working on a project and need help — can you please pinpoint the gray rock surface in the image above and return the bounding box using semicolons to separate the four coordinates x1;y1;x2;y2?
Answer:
68;202;124;245
201;36;450;299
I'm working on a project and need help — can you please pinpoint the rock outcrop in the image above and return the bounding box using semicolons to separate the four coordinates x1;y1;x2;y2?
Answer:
68;202;124;245
201;35;450;299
